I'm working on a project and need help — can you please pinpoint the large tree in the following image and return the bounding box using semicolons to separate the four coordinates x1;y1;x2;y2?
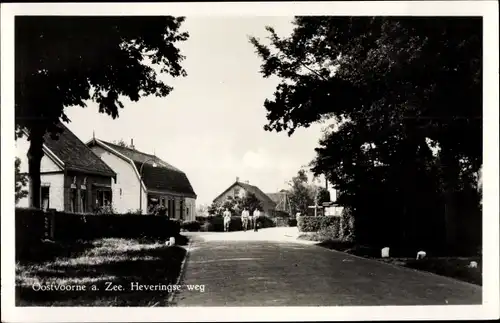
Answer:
15;16;189;209
250;17;482;249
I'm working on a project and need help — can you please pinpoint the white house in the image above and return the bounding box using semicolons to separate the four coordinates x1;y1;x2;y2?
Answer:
212;177;277;217
16;123;116;212
87;138;197;220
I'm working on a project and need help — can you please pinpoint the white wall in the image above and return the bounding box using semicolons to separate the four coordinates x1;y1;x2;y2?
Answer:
16;136;64;209
90;145;146;214
16;135;62;173
215;184;247;203
43;174;65;211
16;174;65;210
185;197;196;222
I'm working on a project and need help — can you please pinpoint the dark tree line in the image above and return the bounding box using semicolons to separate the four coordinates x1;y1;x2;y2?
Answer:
250;17;482;254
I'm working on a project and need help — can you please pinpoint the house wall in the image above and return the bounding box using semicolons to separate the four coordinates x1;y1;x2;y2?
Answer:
16;136;65;209
90;145;146;214
147;192;196;221
185;197;196;222
214;184;246;204
16;135;62;173
214;184;275;217
16;174;65;210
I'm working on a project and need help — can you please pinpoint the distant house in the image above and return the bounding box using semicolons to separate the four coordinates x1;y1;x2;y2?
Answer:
87;139;197;220
213;177;277;216
266;189;292;216
16;123;116;213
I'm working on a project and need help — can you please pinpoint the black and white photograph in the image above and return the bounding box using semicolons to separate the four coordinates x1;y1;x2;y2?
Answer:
1;1;499;322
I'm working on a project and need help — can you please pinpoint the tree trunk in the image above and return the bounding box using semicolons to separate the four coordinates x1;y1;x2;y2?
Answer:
440;146;460;251
27;129;44;209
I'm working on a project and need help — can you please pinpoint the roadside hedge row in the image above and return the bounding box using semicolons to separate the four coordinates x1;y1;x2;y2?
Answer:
194;215;276;232
15;208;181;244
297;215;341;233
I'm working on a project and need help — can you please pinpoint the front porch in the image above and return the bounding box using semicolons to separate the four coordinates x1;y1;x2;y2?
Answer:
146;192;194;221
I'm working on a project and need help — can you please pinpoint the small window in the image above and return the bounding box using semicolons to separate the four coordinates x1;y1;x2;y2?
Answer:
234;187;240;197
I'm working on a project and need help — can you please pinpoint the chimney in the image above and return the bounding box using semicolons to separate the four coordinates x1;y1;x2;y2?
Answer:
236;176;240;182
130;138;135;150
245;180;249;184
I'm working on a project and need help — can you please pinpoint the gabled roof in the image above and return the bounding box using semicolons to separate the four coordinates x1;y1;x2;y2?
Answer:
266;190;289;205
90;139;196;198
98;140;181;172
42;123;116;177
214;181;276;207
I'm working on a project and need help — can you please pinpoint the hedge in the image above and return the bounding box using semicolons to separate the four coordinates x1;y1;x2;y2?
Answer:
297;215;341;233
181;220;201;232
15;208;181;244
199;215;276;232
272;216;289;227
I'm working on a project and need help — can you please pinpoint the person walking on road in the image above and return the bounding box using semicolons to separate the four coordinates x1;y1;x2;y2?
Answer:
241;207;250;232
252;208;261;232
223;208;232;232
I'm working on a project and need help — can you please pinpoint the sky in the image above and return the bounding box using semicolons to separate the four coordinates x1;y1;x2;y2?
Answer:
65;17;330;206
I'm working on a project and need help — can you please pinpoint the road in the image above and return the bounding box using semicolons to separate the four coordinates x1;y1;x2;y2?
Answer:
172;228;482;306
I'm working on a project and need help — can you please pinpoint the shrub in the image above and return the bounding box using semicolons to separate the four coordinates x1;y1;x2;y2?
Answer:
181;220;201;232
15;208;181;245
273;216;289;227
195;215;208;222
198;215;275;232
200;221;214;232
258;216;276;229
297;215;340;233
287;218;297;227
338;207;356;242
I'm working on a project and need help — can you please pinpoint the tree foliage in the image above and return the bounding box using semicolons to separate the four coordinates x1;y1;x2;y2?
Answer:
317;187;331;204
15;16;189;208
15;157;29;204
288;170;314;216
113;139;133;149
209;193;264;217
251;17;482;252
241;193;264;212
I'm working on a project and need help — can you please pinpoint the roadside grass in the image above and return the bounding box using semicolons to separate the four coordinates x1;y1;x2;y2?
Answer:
378;257;482;286
298;233;482;286
16;237;187;306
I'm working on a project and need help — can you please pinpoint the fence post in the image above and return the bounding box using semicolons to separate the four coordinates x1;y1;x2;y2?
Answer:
44;209;56;240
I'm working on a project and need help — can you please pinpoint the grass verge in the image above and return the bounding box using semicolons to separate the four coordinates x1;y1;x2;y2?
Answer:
16;237;188;306
298;233;482;286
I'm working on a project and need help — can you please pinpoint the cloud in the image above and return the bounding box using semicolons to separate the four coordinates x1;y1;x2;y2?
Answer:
242;149;271;169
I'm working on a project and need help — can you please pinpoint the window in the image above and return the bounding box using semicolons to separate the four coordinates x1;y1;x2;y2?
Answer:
80;189;87;213
70;188;77;213
41;186;50;211
147;195;160;214
97;190;112;208
179;200;184;220
234;187;240;197
186;207;189;218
